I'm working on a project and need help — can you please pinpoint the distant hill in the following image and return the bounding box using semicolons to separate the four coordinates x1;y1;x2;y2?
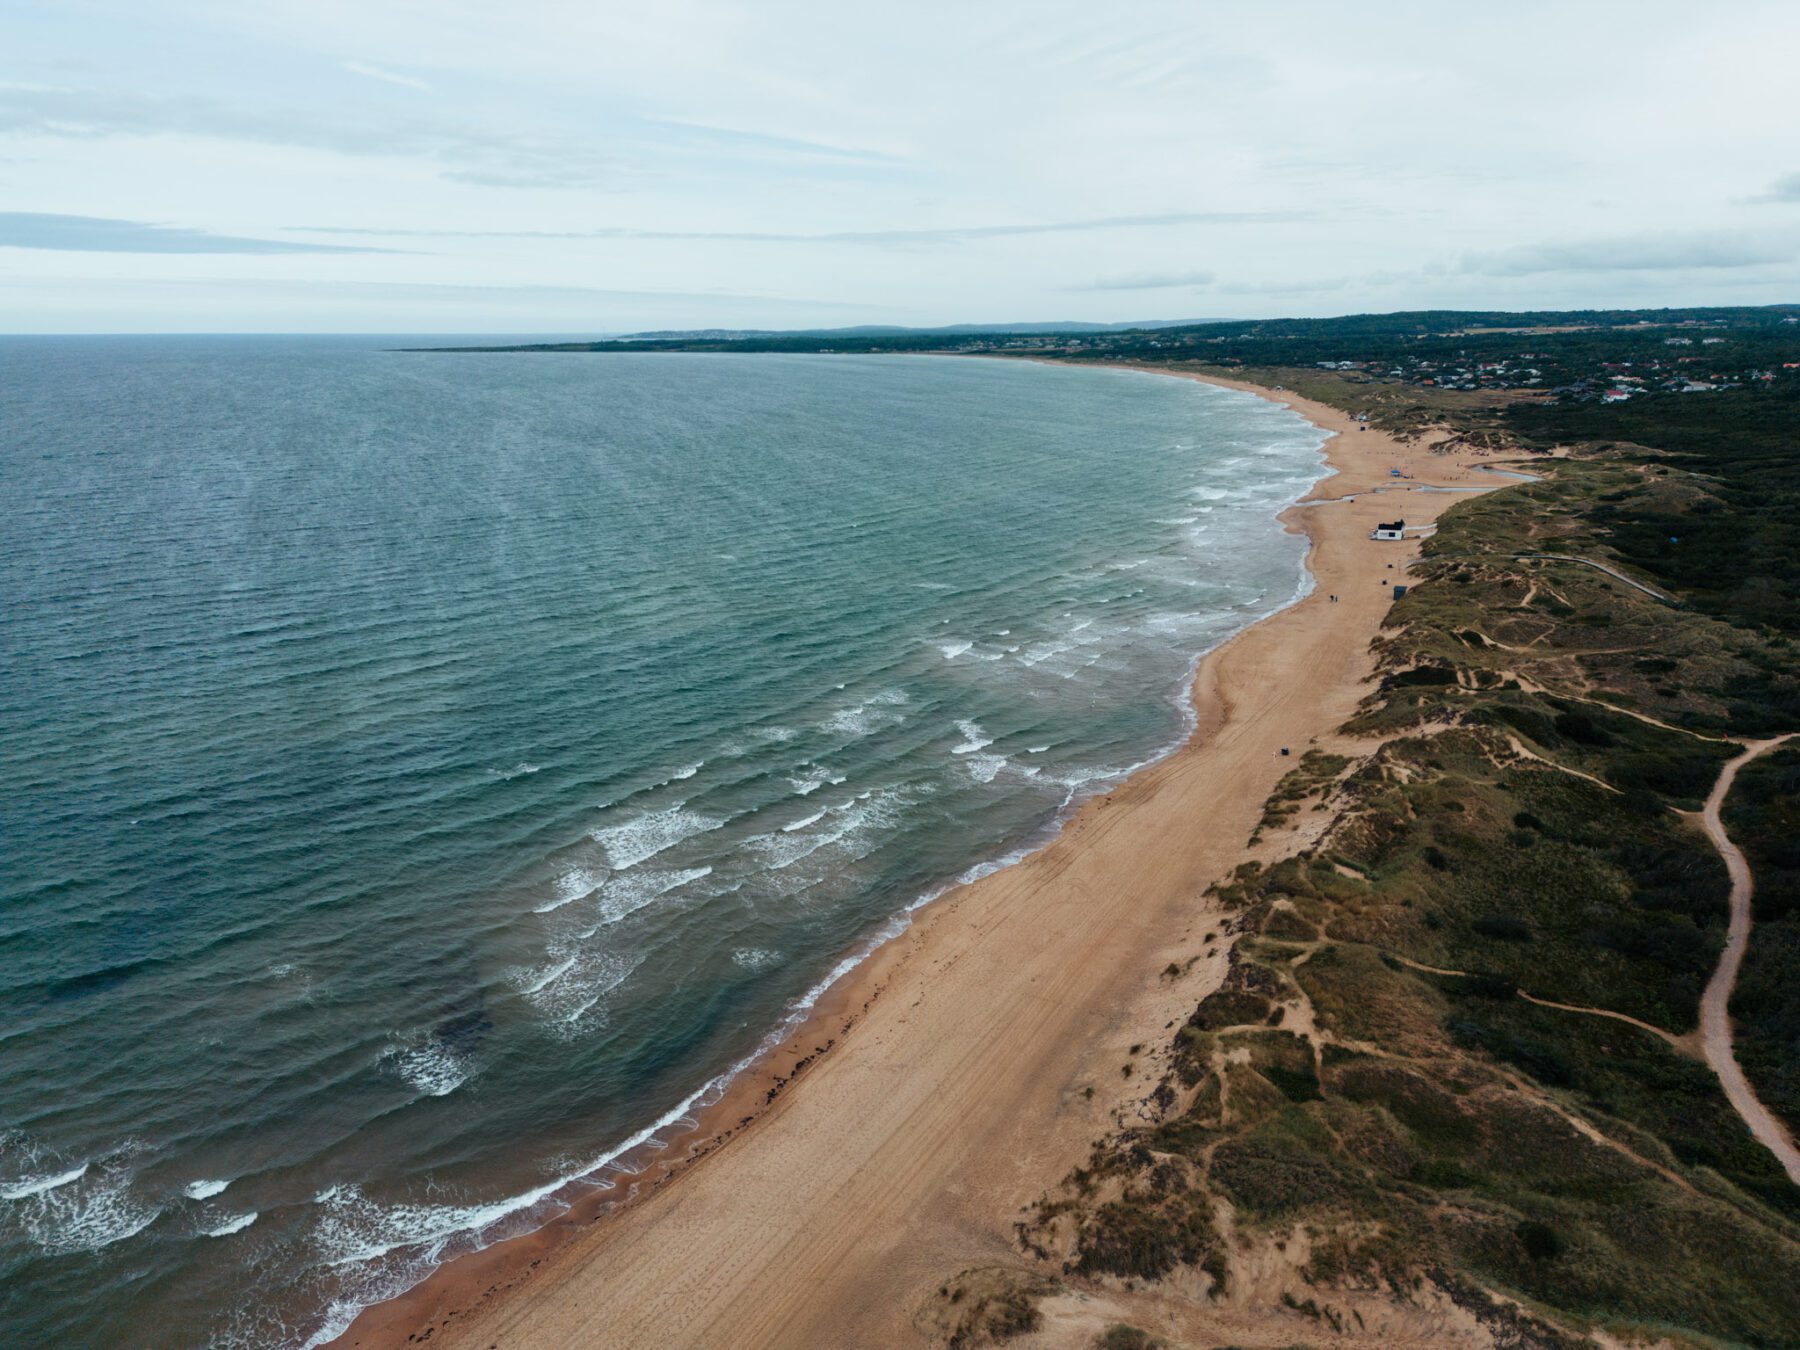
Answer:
611;318;1231;341
410;306;1800;356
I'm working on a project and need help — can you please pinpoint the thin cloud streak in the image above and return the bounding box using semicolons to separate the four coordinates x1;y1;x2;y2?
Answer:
1460;229;1800;277
291;211;1308;246
0;211;399;254
1068;269;1217;291
342;62;431;90
1747;171;1800;205
0;84;624;189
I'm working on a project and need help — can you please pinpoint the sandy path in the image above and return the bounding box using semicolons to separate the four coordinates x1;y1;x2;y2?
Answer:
1512;552;1678;604
1696;736;1800;1186
337;371;1507;1350
1384;951;1689;1051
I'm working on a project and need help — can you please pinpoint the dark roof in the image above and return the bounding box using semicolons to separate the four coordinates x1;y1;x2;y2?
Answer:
1377;520;1405;531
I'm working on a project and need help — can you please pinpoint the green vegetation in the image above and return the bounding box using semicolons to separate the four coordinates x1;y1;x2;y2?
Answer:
449;305;1800;1343
1012;336;1800;1346
919;1266;1061;1347
1253;750;1351;844
1093;1325;1170;1349
1724;746;1800;1138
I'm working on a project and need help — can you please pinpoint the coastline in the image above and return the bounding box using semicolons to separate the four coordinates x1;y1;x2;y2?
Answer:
334;364;1508;1350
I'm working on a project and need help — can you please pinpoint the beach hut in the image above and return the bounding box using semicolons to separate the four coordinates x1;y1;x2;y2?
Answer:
1372;520;1405;541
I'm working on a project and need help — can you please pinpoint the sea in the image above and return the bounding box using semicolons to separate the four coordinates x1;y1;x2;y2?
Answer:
0;338;1326;1347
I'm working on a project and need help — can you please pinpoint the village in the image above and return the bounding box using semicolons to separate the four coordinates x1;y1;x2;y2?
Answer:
944;309;1800;407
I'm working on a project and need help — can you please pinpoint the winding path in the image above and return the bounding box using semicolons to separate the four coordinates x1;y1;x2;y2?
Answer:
1512;552;1679;605
1697;736;1800;1187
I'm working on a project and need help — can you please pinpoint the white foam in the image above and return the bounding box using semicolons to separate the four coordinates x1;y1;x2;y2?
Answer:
485;762;540;780
391;1041;475;1099
590;807;722;871
731;947;780;971
1016;638;1073;667
311;1177;571;1270
592;865;713;927
522;948;646;1030
183;1178;230;1201
203;1211;258;1237
4;1156;160;1255
937;639;972;659
822;689;908;737
950;719;993;754
643;760;705;789
535;866;603;914
1;1163;88;1200
756;817;855;870
965;753;1008;784
518;955;578;997
788;767;845;795
783;809;826;832
753;787;904;871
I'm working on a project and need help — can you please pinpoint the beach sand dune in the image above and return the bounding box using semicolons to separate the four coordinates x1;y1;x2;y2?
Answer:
337;370;1508;1350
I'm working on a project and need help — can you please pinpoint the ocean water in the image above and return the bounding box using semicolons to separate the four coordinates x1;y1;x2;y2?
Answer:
0;339;1325;1347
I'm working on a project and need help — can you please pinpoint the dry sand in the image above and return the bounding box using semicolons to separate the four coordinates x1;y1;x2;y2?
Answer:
335;367;1514;1350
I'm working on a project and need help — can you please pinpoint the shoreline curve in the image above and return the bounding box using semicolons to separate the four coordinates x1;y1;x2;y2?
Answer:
332;362;1514;1350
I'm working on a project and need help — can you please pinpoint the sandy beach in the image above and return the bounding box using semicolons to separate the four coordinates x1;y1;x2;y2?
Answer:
334;366;1510;1350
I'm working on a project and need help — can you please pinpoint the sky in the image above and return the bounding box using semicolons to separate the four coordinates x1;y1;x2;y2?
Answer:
3;0;1799;333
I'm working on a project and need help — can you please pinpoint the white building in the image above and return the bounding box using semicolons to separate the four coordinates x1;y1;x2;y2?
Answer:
1372;520;1405;541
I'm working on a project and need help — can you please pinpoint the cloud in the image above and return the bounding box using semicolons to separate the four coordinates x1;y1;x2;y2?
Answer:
0;84;911;193
254;278;862;307
292;211;1303;246
644;116;904;168
1068;268;1216;291
1748;171;1800;204
0;211;397;254
342;62;431;91
0;84;620;189
1459;230;1799;276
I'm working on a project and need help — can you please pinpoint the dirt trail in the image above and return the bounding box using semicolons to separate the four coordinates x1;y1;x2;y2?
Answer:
1696;736;1800;1187
1384;952;1688;1052
1512;552;1679;604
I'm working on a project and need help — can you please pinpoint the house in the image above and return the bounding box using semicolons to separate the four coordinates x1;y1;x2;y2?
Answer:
1372;520;1405;541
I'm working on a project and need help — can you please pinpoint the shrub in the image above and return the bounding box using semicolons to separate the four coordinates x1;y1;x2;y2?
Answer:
1553;709;1613;746
1473;914;1533;942
1516;1220;1564;1262
1094;1326;1168;1350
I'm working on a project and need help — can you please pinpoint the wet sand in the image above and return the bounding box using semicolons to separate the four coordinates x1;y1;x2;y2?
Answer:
334;366;1509;1350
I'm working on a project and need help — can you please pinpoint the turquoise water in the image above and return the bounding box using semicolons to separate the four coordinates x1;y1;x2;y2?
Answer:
0;340;1324;1347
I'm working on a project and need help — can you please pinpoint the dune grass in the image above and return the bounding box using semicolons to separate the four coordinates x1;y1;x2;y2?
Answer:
1019;384;1800;1347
